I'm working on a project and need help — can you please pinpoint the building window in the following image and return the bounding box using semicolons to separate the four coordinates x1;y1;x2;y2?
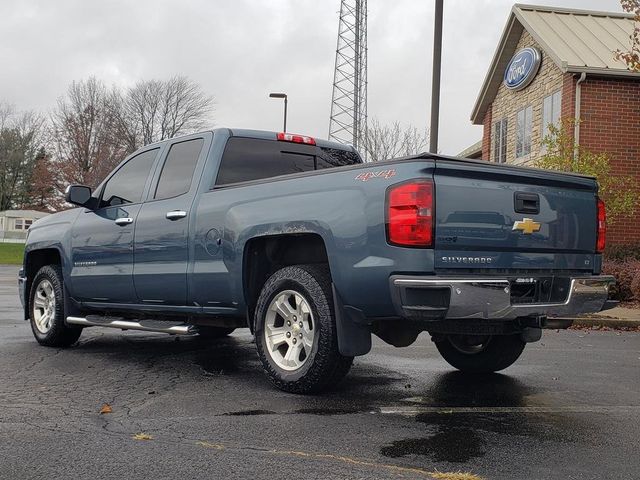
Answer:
516;106;533;158
493;118;508;163
542;90;561;142
14;219;33;231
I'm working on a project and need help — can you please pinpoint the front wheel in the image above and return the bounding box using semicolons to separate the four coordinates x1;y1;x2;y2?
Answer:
29;265;82;347
255;264;353;394
434;334;525;373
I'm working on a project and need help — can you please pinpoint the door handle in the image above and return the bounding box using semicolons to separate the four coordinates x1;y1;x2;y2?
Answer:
115;217;133;226
166;210;187;220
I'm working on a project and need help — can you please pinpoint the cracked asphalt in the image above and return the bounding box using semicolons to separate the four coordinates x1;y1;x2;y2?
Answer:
1;265;640;480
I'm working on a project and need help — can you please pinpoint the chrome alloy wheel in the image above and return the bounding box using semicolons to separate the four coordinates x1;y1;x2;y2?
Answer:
32;279;56;334
263;290;315;371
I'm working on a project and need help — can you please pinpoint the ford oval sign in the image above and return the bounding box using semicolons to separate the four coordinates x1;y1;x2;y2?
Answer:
503;47;541;91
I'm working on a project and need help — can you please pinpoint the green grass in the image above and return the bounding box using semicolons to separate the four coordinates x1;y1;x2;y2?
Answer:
0;243;25;265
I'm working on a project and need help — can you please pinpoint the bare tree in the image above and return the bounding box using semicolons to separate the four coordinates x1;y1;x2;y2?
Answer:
23;147;62;212
113;76;213;152
0;103;46;210
361;118;429;162
51;77;126;188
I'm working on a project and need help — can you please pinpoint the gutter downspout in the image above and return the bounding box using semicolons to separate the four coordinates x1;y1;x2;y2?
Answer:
574;72;587;160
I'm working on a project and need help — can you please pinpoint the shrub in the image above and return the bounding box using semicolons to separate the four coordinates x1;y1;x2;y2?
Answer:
604;243;640;261
631;274;640;301
602;259;640;301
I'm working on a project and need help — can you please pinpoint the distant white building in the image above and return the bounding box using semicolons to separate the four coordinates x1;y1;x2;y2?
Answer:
0;209;50;242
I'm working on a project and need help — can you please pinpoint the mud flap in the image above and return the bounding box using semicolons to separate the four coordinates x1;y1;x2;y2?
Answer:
332;284;371;356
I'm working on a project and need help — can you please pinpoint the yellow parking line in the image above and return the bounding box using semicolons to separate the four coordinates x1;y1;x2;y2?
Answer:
193;441;484;480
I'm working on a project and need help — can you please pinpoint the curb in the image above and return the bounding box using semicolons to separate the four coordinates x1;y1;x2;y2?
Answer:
566;317;640;329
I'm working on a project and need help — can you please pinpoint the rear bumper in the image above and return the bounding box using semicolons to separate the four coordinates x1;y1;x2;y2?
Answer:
390;275;615;321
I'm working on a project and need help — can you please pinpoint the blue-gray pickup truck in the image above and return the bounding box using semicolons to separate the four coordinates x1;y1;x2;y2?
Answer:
18;128;615;393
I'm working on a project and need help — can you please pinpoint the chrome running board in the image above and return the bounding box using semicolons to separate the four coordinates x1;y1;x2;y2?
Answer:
66;316;197;335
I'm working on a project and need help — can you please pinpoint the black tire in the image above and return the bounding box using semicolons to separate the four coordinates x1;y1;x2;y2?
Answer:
29;265;82;347
434;334;525;373
255;264;353;394
198;326;236;339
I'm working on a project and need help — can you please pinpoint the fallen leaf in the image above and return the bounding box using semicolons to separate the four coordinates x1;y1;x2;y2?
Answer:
431;471;484;480
196;441;224;450
99;404;112;414
133;433;153;441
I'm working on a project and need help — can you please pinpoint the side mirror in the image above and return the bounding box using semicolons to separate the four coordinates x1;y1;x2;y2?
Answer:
65;185;94;209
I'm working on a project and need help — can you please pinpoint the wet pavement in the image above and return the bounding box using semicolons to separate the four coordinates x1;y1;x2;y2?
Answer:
1;265;639;479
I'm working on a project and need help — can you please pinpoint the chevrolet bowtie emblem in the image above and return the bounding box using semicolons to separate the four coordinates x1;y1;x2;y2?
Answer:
513;218;541;235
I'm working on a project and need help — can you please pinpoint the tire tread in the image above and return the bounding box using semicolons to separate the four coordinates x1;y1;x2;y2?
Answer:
435;334;525;373
29;264;82;348
255;264;353;394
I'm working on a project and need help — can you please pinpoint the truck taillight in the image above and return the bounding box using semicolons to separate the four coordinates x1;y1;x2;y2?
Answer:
277;132;316;145
386;180;434;247
596;197;606;253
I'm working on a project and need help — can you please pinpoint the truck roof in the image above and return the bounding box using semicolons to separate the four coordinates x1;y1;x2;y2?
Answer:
143;128;358;154
226;128;357;152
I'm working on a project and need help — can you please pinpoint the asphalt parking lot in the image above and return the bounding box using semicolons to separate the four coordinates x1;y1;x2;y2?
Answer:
1;265;639;480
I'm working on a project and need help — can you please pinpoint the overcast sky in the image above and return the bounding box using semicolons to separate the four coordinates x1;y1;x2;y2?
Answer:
0;0;625;155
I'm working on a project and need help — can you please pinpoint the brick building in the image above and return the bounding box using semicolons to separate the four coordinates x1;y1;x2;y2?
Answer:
470;4;640;244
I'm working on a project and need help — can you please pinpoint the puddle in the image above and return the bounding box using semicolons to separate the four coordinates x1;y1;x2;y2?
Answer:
380;427;485;463
407;371;535;408
220;407;374;417
294;407;374;415
381;371;591;462
223;409;276;416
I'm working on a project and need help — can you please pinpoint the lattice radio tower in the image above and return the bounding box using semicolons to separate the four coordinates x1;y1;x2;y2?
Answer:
328;0;368;153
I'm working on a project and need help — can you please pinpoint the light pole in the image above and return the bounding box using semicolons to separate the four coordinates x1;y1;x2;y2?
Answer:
269;92;288;132
429;0;443;153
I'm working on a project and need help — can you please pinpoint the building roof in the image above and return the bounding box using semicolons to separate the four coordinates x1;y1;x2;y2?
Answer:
457;140;483;158
0;209;50;218
471;4;638;124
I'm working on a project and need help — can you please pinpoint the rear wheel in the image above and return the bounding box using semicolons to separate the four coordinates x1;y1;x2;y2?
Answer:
434;334;525;373
29;265;82;347
255;264;353;394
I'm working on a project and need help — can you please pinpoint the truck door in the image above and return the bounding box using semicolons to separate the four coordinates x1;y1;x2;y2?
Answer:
69;147;161;303
132;135;208;305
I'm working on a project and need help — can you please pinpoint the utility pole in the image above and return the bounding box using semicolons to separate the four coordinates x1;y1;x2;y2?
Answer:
429;0;443;154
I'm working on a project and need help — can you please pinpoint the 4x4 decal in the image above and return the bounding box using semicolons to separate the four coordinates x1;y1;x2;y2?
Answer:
355;169;396;182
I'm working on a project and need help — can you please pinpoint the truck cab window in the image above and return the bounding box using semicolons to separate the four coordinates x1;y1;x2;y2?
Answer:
316;147;361;169
99;148;159;208
215;138;315;186
154;138;204;200
215;138;361;186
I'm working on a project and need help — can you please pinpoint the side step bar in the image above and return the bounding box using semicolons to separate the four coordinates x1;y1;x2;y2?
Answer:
66;316;197;335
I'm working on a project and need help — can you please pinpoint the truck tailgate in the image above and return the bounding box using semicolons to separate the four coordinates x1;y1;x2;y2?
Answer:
433;159;598;272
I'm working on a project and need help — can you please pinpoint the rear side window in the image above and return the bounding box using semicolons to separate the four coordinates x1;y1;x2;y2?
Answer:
215;138;315;186
154;138;204;200
317;147;361;169
215;138;361;186
100;148;159;208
